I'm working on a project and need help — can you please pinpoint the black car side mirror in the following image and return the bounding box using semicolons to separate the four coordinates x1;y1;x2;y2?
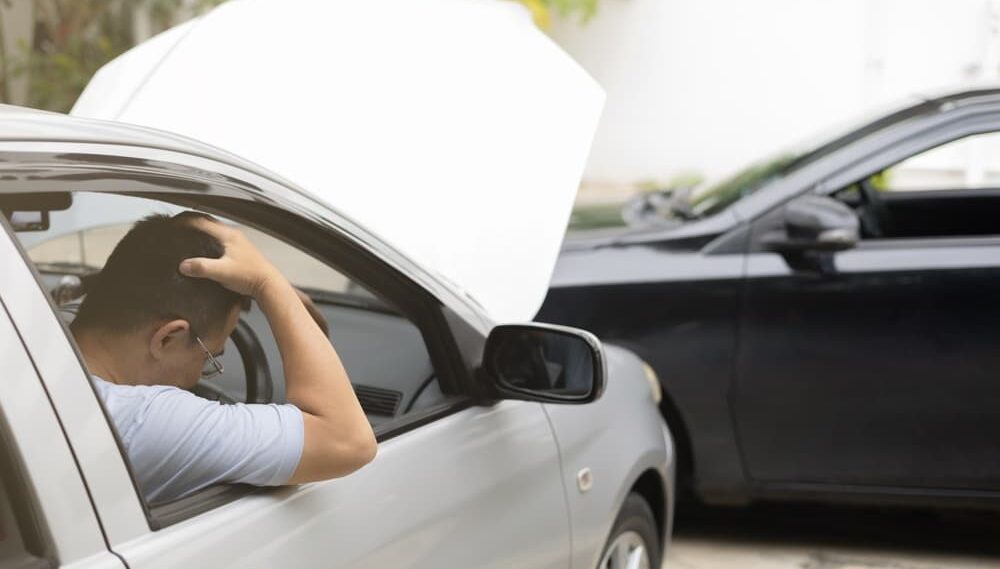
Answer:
765;194;859;252
481;323;606;404
761;195;859;273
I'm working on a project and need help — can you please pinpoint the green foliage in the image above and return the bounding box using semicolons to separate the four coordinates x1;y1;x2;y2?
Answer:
1;0;595;112
688;153;798;217
516;0;600;28
0;0;226;112
636;172;705;193
542;0;599;22
568;202;627;231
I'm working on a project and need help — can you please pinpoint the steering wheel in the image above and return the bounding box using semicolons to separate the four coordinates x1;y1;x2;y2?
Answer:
858;176;895;238
192;318;273;404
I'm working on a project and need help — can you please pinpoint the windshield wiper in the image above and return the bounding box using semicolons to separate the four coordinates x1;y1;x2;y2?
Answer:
667;186;699;221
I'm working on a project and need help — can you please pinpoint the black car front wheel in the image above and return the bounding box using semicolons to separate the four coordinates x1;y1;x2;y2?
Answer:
598;493;661;569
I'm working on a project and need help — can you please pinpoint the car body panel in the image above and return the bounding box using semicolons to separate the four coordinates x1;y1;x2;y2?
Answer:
71;0;605;325
87;403;572;569
543;345;674;569
737;241;1000;489
0;229;122;567
539;248;746;501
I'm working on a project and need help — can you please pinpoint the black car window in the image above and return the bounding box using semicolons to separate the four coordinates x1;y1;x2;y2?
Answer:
881;131;1000;192
832;131;1000;240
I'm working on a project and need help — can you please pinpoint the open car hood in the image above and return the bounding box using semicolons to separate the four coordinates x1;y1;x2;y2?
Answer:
70;0;603;324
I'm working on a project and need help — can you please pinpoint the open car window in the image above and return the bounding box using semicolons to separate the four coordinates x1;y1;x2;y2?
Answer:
4;189;455;525
17;191;446;423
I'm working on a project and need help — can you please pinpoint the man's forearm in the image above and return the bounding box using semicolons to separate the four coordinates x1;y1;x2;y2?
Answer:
256;276;372;446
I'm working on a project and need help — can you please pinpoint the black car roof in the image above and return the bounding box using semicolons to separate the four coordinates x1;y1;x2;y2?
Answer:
771;86;1000;182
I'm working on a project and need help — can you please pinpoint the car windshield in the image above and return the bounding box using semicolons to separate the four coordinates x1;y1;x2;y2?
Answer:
676;95;931;219
686;152;800;218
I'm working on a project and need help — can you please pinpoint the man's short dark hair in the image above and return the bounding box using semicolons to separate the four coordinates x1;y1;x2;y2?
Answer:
72;213;250;339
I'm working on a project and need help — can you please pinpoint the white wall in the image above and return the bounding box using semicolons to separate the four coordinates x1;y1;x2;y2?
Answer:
551;0;1000;201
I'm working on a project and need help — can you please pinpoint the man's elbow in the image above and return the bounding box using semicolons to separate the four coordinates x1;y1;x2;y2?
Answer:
330;430;377;476
350;431;378;470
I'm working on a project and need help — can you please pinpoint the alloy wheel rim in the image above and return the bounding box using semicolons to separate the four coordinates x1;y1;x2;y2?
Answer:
599;530;650;569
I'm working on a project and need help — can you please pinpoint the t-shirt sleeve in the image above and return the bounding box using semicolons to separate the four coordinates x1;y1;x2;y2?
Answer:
127;388;304;502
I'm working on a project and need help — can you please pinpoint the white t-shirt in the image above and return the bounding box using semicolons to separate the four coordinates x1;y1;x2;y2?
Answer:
91;376;304;503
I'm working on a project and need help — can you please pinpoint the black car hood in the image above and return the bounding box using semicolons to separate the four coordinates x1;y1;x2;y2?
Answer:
550;210;744;289
561;223;676;252
561;208;741;252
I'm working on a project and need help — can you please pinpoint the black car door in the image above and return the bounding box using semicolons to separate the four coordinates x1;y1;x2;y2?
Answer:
731;130;1000;493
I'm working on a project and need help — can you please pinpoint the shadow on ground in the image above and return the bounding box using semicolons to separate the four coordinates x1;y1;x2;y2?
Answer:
668;502;1000;568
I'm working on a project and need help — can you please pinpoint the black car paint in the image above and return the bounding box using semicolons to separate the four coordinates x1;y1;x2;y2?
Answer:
538;88;1000;508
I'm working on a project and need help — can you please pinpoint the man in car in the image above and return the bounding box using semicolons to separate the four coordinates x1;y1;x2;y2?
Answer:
70;212;376;503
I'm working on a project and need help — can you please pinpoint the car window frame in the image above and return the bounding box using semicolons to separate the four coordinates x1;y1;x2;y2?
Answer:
0;301;59;569
0;214;122;563
0;147;484;531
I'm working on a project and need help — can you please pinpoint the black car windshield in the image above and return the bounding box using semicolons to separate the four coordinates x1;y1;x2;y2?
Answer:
677;94;932;219
686;152;800;218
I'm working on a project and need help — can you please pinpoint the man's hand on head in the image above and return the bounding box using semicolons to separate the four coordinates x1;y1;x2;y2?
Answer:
176;214;283;299
175;214;330;334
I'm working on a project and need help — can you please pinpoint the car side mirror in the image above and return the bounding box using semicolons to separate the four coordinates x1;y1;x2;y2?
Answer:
481;323;606;404
763;194;859;253
761;195;859;274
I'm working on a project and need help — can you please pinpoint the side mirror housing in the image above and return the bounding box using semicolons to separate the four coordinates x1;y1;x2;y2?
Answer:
763;194;860;253
481;323;606;405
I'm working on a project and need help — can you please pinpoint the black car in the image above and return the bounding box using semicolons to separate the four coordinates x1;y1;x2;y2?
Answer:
539;87;1000;510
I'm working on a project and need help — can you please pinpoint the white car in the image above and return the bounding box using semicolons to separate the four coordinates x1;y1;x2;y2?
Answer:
0;1;674;568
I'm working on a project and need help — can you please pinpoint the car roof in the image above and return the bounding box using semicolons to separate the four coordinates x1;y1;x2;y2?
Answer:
750;85;1000;192
0;104;303;189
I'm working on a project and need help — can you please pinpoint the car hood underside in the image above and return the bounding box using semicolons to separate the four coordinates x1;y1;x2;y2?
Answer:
70;0;604;323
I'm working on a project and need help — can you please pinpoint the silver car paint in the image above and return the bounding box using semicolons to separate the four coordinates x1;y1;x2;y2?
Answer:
105;404;573;569
544;346;675;569
0;236;126;568
0;110;674;568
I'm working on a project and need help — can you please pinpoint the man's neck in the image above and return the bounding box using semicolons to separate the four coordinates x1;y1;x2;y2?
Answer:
73;328;142;385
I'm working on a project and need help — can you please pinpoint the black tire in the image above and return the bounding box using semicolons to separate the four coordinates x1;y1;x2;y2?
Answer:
598;492;662;569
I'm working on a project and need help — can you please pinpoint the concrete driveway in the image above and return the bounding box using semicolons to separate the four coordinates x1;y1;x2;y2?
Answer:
664;503;1000;568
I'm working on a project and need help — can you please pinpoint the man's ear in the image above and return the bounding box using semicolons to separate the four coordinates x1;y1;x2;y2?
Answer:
149;319;191;360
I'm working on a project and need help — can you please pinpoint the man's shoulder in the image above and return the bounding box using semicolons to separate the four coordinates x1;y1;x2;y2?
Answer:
91;376;188;402
91;377;215;426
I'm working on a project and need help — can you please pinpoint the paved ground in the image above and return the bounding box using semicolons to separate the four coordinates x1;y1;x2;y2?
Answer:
664;503;1000;568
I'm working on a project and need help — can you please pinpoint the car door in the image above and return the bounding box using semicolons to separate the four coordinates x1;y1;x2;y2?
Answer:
732;126;1000;493
0;224;126;569
0;156;573;569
